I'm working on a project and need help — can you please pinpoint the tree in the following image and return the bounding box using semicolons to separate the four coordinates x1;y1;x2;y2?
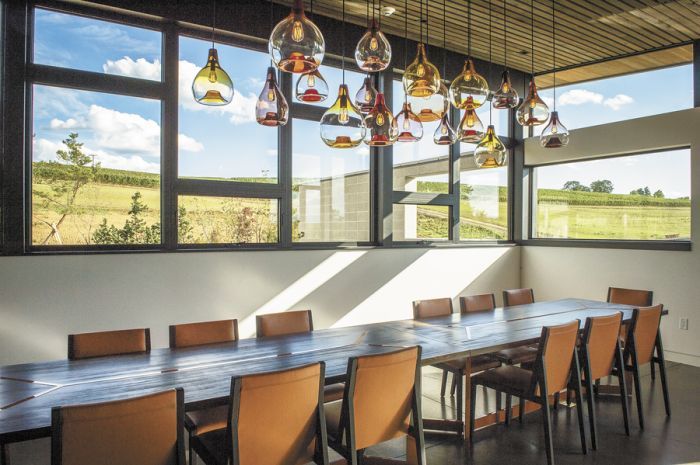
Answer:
590;179;614;193
630;186;651;196
33;133;100;244
653;190;664;198
562;180;591;192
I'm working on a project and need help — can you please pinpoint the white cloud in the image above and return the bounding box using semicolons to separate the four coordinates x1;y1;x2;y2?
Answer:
49;117;85;129
603;94;634;110
103;57;161;81
558;89;603;106
178;134;204;153
87;105;161;156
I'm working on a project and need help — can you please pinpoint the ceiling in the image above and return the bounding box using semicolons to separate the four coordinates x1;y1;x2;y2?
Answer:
274;0;699;85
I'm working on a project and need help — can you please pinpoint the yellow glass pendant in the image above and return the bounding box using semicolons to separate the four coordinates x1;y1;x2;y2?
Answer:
408;81;448;123
256;67;289;127
433;112;457;145
517;79;550;126
539;110;569;148
295;69;329;102
363;93;398;146
355;19;392;72
354;75;378;114
449;58;489;109
457;96;484;143
192;48;234;106
395;102;423;142
474;125;507;168
402;43;441;98
269;0;325;73
320;84;365;148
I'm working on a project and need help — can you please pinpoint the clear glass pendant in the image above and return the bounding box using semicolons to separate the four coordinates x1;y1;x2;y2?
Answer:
320;84;365;148
268;0;325;73
395;102;423;142
474;125;507;168
517;79;550;126
402;43;441;98
457;97;484;143
192;48;234;106
449;58;489;109
295;69;329;102
492;70;519;109
355;19;392;72
539;110;570;148
363;93;398;146
354;75;378;114
408;82;448;123
256;66;289;126
433;112;457;145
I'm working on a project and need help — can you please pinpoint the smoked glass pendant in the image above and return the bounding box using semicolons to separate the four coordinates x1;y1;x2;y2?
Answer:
268;0;325;73
320;84;365;148
354;19;392;72
395;102;423;142
492;70;519;109
363;93;398;146
354;76;378;114
433;112;457;145
256;66;289;126
295;69;329;102
192;48;234;106
517;79;550;126
457;96;484;143
539;110;570;148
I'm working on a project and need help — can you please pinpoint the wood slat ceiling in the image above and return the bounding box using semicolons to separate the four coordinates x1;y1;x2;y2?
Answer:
274;0;699;84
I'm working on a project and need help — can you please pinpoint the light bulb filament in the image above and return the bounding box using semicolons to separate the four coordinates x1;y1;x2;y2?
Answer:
307;74;316;88
370;36;379;51
339;107;349;124
268;89;276;101
291;20;305;42
416;64;425;77
376;114;385;126
403;116;411;131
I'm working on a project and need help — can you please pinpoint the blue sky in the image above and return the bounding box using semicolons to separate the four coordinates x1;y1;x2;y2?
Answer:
32;8;692;197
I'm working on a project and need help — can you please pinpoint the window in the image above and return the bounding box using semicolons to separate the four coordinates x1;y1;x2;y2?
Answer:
393;204;450;241
532;150;691;241
459;165;508;240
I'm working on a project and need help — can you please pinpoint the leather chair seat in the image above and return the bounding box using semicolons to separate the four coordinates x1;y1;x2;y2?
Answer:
191;429;227;465
324;400;342;438
493;346;538;365
324;382;345;402
435;355;501;373
471;365;533;398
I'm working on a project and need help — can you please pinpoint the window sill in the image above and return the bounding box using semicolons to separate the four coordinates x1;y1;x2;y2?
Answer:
520;239;691;251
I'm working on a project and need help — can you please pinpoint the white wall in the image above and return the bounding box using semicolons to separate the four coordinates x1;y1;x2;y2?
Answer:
523;108;700;366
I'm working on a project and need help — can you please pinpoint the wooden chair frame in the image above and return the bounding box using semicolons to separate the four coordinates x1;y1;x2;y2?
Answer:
255;310;314;337
67;328;151;360
168;319;239;349
502;288;535;307
606;287;654;378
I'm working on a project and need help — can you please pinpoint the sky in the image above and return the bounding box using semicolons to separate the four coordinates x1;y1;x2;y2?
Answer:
32;8;692;198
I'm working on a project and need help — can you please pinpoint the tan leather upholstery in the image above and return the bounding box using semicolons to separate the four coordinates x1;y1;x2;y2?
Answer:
350;346;419;450
323;383;345;403
52;389;182;465
471;365;533;397
607;287;653;307
169;319;238;349
631;305;663;365
184;405;228;436
503;288;535;307
68;328;150;360
256;310;313;337
436;355;501;373
584;313;622;381
412;298;453;319
542;321;580;396
460;294;496;313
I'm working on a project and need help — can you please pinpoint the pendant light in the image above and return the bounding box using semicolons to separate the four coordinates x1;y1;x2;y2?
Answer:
492;0;519;109
540;0;569;148
449;0;489;109
393;0;422;142
295;69;329;102
355;0;392;72
319;0;365;148
517;0;549;126
364;92;398;146
402;0;441;98
269;0;325;73
192;0;234;106
433;111;458;145
256;66;289;126
354;75;378;114
457;96;484;143
474;0;506;168
432;0;456;145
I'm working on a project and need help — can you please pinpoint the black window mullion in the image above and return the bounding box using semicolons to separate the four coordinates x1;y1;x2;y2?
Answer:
279;70;293;247
449;104;461;242
377;71;393;246
162;22;178;249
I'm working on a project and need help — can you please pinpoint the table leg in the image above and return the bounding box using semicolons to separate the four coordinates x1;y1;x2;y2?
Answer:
1;443;8;465
463;356;472;443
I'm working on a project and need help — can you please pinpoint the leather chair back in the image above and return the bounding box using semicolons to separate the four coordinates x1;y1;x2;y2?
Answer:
256;310;313;338
460;294;496;313
68;328;150;360
169;319;238;348
51;389;184;465
538;321;580;396
503;288;535;307
583;313;622;381
607;287;653;307
412;298;452;319
629;305;663;365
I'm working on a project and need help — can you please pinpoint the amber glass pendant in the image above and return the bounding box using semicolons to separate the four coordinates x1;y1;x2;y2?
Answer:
269;0;325;73
457;97;484;143
402;43;441;98
355;19;392;72
295;69;329;102
395;102;423;142
256;67;289;127
354;75;378;114
192;48;234;106
433;112;457;145
492;70;519;109
320;84;365;148
408;82;448;123
449;58;489;109
517;79;549;126
539;110;569;148
474;125;506;168
363;93;398;146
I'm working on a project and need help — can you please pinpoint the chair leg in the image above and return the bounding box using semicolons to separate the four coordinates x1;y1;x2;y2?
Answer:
456;370;464;439
574;381;588;455
1;443;8;465
553;392;559;410
541;399;554;465
615;342;631;436
631;357;645;430
451;373;458;397
585;376;598;450
656;336;671;417
650;361;656;380
440;370;448;398
519;397;525;423
188;431;196;465
495;390;502;424
469;381;477;445
505;395;512;426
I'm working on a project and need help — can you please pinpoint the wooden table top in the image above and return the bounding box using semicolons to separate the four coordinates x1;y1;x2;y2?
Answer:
0;298;641;442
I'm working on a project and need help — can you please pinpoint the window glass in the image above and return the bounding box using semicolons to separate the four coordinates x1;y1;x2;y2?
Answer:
32;85;161;245
179;37;278;182
393;204;450;241
460;166;508;240
292;119;370;242
533;150;691;240
294;65;366;108
178;196;278;244
535;65;693;135
33;8;162;80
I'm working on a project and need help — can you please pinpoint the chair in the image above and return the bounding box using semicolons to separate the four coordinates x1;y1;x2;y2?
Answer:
470;321;586;465
579;313;630;449
256;310;344;403
67;328;150;360
624;305;670;430
492;289;538;366
324;346;425;465
51;388;185;465
607;287;654;377
190;363;328;465
169;319;239;465
503;288;535;307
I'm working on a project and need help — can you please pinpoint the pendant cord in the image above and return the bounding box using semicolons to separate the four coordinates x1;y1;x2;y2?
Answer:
420;0;423;44
404;0;409;103
552;0;556;111
467;0;471;58
378;0;382;28
310;0;314;18
488;0;492;124
503;0;508;70
342;0;346;83
530;0;535;75
426;0;429;50
211;0;216;48
442;0;447;77
367;0;370;27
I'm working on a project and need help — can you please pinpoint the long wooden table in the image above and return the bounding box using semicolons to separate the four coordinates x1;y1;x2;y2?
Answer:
0;298;643;446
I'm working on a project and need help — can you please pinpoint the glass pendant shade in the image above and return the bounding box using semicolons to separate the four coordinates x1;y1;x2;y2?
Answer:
433;113;457;145
457;97;484;143
408;82;448;122
295;69;329;102
192;48;234;106
449;58;489;109
354;76;378;114
402;43;441;98
268;0;325;74
395;102;423;142
256;67;289;127
355;19;392;72
539;110;570;148
363;93;398;146
474;125;507;168
492;70;519;109
517;79;550;126
320;84;365;148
